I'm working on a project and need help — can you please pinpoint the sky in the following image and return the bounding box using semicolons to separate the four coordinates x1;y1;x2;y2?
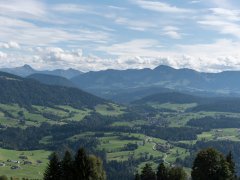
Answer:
1;0;240;72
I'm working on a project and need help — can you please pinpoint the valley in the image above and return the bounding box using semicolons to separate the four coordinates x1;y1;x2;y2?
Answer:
1;98;240;178
1;69;240;179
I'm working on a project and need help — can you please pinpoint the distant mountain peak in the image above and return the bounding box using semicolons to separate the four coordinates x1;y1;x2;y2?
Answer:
0;65;83;78
22;64;34;70
154;65;175;71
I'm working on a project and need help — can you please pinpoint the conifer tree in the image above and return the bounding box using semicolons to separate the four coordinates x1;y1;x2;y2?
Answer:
168;167;187;180
73;148;92;180
44;152;62;180
226;151;237;180
141;163;156;180
62;151;74;180
135;172;141;180
89;155;106;180
157;163;169;180
0;175;8;180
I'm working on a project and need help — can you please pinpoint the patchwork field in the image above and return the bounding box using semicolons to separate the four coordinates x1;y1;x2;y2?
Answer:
1;101;240;178
0;148;51;179
0;103;126;128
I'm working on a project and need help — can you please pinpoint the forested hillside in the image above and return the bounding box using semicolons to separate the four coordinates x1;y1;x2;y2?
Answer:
0;72;105;109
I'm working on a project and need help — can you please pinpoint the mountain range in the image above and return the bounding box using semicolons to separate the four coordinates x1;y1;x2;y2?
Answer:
3;64;240;103
0;64;83;79
71;65;240;102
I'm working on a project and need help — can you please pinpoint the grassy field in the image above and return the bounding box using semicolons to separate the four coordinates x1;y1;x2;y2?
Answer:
0;148;51;179
95;104;126;116
0;103;126;128
197;128;240;141
150;103;197;112
94;132;189;168
2;102;240;178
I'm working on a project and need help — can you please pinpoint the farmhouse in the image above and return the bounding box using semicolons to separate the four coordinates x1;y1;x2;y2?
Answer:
156;143;172;153
12;160;20;164
11;165;20;170
0;163;5;167
24;161;32;165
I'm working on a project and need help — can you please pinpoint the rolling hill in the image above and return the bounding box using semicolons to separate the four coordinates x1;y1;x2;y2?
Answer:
133;91;240;113
0;71;105;109
133;92;201;104
27;73;76;88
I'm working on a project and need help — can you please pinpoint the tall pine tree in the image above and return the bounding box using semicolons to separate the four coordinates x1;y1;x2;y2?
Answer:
73;148;92;180
44;152;62;180
135;172;141;180
168;167;187;180
88;155;106;180
226;151;237;180
157;163;169;180
141;163;156;180
62;151;74;180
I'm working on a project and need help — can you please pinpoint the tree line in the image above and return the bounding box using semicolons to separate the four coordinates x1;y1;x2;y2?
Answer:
44;148;106;180
44;147;237;180
135;148;237;180
0;147;237;180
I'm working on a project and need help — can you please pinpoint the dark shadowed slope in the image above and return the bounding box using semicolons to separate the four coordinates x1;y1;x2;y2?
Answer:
27;73;76;88
0;71;106;109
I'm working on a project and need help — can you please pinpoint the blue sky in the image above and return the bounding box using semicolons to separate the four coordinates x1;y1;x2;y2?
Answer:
1;0;240;72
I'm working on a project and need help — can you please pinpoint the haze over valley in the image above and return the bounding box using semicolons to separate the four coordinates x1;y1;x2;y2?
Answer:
1;0;240;179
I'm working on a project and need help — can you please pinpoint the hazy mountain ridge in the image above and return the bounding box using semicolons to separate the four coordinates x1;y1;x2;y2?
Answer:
71;65;240;102
4;64;240;103
0;65;83;79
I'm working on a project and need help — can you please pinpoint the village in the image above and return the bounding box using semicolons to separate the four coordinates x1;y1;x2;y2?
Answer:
0;153;43;171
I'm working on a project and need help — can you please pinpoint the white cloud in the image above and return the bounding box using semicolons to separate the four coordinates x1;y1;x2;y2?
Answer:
0;41;20;49
52;4;90;13
190;1;201;4
94;39;240;72
198;8;240;39
207;0;234;9
210;8;240;21
164;31;182;39
0;0;46;19
0;51;7;59
132;0;193;13
0;1;112;46
162;26;182;39
114;17;157;31
0;21;111;46
2;39;240;72
41;47;83;63
97;39;162;56
8;41;20;49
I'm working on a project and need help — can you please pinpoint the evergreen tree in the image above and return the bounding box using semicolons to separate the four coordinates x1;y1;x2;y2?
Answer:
0;175;8;180
157;163;169;180
73;148;92;180
226;151;237;179
168;167;187;180
135;172;141;180
62;151;74;180
89;155;106;180
191;148;232;180
141;163;156;180
44;152;62;180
